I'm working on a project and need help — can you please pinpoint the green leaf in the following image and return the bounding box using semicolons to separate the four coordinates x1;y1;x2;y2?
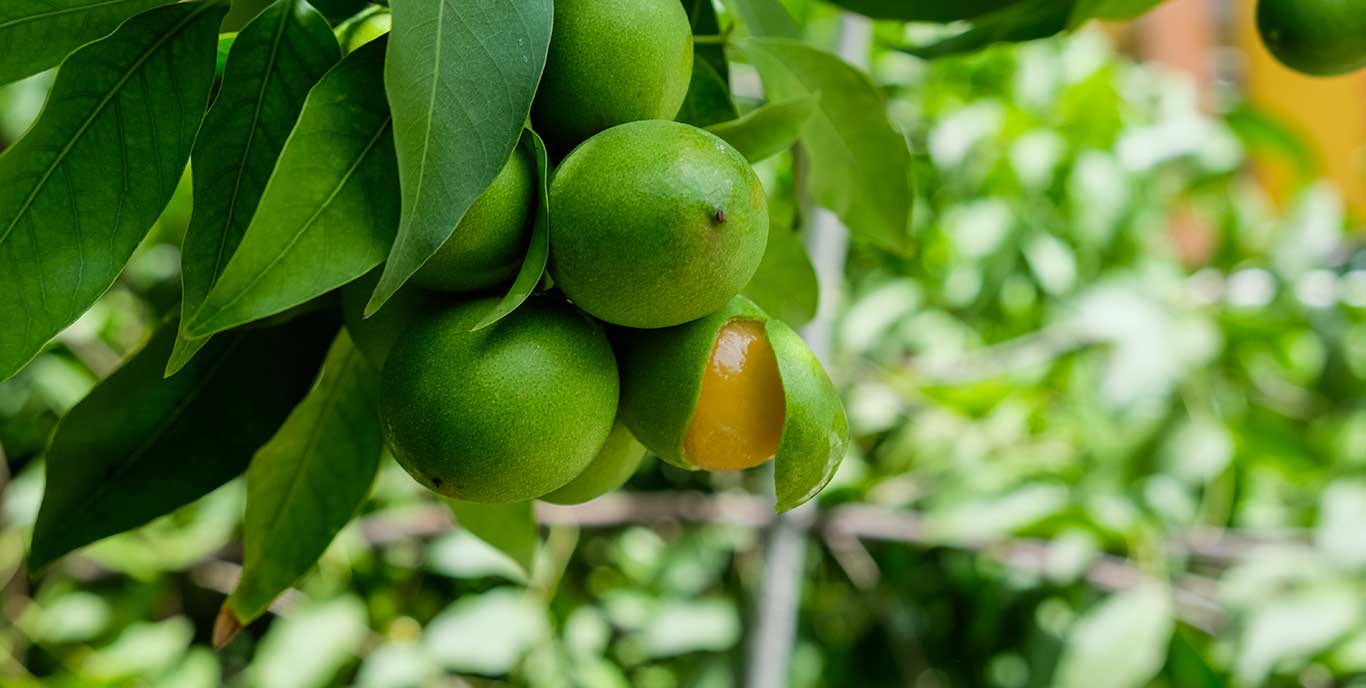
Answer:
308;0;371;24
767;318;848;512
184;36;398;339
447;500;537;577
471;129;550;331
1055;583;1174;688
0;1;225;383
897;0;1073;58
365;0;552;315
720;0;799;38
705;94;818;163
225;330;382;626
1070;0;1166;24
168;0;340;376
741;38;913;254
821;0;1019;22
683;0;727;79
28;310;337;572
677;60;739;128
743;223;818;327
0;0;178;86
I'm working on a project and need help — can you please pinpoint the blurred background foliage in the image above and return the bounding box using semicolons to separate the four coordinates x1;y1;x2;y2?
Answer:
4;2;1366;687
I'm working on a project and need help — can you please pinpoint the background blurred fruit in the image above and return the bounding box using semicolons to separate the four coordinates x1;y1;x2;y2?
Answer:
1256;0;1366;75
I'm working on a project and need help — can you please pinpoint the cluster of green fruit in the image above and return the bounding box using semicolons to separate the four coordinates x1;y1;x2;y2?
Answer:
345;0;847;507
1257;0;1366;76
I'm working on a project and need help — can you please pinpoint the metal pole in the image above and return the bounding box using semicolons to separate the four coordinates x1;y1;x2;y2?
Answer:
743;13;872;688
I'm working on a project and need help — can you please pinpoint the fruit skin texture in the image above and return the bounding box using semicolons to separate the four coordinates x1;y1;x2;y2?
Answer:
1257;0;1366;76
531;0;693;153
614;297;772;469
541;421;648;505
549;120;769;329
380;296;619;503
412;145;537;292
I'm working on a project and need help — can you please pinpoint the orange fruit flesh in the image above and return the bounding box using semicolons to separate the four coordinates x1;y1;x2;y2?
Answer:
684;319;786;471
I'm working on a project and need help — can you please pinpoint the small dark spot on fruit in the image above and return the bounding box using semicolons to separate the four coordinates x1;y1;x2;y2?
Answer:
429;476;443;488
713;209;727;224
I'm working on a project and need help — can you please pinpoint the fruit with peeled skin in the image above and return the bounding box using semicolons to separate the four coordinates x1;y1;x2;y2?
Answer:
549;120;768;329
380;296;618;503
541;421;648;505
613;296;848;507
1256;0;1366;76
412;144;536;292
531;0;693;152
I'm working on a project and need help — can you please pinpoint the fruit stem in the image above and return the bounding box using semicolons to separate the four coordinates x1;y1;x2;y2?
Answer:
692;34;727;46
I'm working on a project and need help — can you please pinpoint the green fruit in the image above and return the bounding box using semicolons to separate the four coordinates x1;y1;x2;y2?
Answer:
341;269;436;369
541;421;648;505
412;144;537;292
614;296;848;511
380;296;619;503
549;120;768;329
531;0;693;153
1257;0;1366;76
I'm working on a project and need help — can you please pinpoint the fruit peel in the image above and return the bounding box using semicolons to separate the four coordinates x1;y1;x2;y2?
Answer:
765;318;849;511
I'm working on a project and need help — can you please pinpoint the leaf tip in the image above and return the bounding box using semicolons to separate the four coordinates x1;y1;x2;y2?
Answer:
213;607;244;649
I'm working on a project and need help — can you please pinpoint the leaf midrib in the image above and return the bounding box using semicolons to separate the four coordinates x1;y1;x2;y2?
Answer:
0;2;216;247
189;118;394;333
208;2;295;289
245;346;361;572
0;0;149;32
398;0;446;258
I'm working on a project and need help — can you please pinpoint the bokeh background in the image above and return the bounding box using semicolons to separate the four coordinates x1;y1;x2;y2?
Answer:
4;0;1366;686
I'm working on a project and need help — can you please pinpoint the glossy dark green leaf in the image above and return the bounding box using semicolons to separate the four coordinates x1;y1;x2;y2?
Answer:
676;60;739;128
821;0;1020;22
448;500;537;577
28;310;337;572
185;37;398;339
743;223;819;328
706;94;818;162
0;1;225;383
365;0;551;315
683;0;727;79
897;0;1073;59
168;0;340;376
721;0;800;38
0;0;178;86
742;38;913;253
472;129;550;331
224;330;382;625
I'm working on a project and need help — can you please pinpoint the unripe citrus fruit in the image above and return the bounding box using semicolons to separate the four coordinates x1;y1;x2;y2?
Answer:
412;145;536;292
380;296;619;503
549;120;768;329
541;421;648;505
614;297;848;510
1257;0;1366;76
531;0;693;153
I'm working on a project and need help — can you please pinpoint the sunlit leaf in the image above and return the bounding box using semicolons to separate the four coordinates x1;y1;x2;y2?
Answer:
0;1;225;382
